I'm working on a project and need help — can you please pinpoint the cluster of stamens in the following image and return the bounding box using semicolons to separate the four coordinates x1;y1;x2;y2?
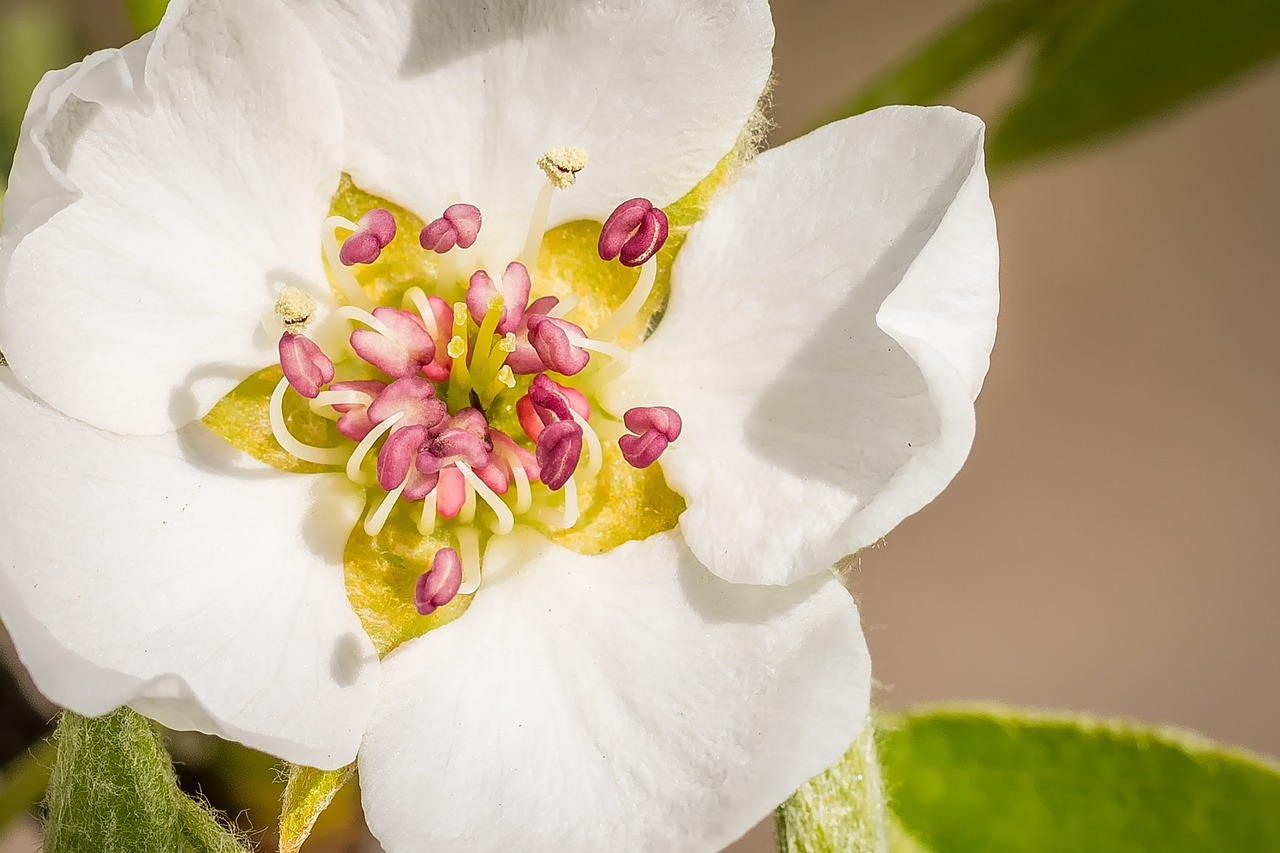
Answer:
267;150;681;615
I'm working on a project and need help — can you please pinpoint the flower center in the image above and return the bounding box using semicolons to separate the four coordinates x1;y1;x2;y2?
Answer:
264;150;681;616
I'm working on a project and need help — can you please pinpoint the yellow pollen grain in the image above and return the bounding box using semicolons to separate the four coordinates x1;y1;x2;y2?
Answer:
537;146;589;189
274;285;316;330
447;336;467;359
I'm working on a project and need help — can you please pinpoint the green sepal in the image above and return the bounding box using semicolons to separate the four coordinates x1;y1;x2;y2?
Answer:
43;708;248;853
278;764;353;853
776;720;888;853
880;704;1280;853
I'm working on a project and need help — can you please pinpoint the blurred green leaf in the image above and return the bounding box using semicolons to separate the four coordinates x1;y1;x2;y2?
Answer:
990;0;1280;167
124;0;169;35
881;705;1280;853
776;722;887;853
0;7;78;177
811;0;1049;131
44;709;249;853
0;738;54;836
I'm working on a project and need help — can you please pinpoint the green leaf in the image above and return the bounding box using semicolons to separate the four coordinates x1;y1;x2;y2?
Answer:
880;705;1280;853
776;721;888;853
990;0;1280;168
811;0;1048;132
123;0;169;35
43;709;249;853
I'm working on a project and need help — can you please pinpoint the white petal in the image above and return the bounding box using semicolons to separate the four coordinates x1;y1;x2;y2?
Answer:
359;529;869;852
607;107;999;585
0;372;378;769
0;0;343;435
284;0;773;263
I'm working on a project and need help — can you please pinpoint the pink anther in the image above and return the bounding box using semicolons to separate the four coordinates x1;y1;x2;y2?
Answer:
517;374;591;440
350;307;437;378
328;379;387;441
278;332;334;399
505;296;561;375
466;261;532;335
535;419;584;491
415;548;463;615
377;424;431;492
340;208;397;266
417;293;455;382
598;198;669;267
367;376;448;431
618;405;683;469
526;313;590;376
420;203;483;253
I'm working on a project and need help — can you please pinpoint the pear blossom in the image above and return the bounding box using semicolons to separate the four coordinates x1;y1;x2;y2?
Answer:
0;0;997;850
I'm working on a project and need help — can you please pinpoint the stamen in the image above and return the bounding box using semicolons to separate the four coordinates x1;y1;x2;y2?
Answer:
578;337;632;384
340;208;397;266
506;453;532;515
455;527;482;595
347;412;404;487
526;314;591;376
311;389;373;411
269;377;348;466
593;262;657;342
274;286;317;331
322;216;374;308
364;482;406;536
418;488;438;535
568;409;604;480
278;332;335;399
456;462;515;535
415;547;463;615
598;198;669;267
535;419;584;491
619;406;683;469
561;477;579;529
420;203;482;253
332;305;396;339
524;146;589;265
459;479;477;524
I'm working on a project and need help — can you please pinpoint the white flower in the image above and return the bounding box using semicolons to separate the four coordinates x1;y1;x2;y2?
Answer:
0;0;997;850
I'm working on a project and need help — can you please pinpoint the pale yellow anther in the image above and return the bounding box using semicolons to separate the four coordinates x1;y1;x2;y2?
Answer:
274;286;316;331
447;336;467;359
499;333;517;353
452;302;469;328
537;146;589;189
496;365;515;388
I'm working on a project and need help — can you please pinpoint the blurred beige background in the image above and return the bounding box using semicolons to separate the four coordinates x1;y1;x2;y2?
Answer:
3;0;1279;851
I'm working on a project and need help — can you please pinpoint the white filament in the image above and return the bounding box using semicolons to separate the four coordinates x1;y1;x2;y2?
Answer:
346;412;404;488
268;378;349;466
569;410;604;480
593;262;657;341
456;462;515;535
364;482;405;536
456;527;481;594
521;178;557;267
